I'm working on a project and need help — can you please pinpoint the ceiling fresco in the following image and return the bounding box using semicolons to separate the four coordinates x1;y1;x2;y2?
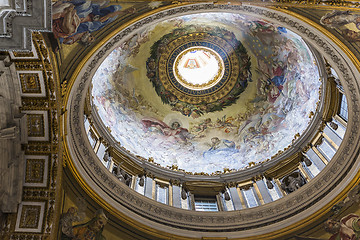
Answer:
91;12;321;174
146;25;251;116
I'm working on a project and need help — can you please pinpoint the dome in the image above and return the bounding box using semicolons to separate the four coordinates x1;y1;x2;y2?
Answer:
64;3;360;239
91;12;322;174
5;1;360;240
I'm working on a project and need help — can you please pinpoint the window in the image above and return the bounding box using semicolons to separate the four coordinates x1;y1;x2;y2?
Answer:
135;176;145;195
302;160;320;178
264;179;282;201
330;67;339;80
194;197;218;211
328;119;346;139
87;129;97;148
339;94;348;122
306;148;326;171
156;184;168;204
221;190;234;211
180;188;190;210
317;138;336;161
96;143;107;166
242;188;259;208
84;116;90;133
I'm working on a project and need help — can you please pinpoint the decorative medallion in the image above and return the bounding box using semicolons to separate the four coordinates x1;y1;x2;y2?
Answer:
146;26;251;117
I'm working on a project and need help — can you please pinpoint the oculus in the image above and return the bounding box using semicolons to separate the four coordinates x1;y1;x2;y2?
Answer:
174;47;225;90
146;25;251;116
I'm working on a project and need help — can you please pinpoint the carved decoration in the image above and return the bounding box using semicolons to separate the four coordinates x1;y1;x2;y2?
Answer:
23;110;49;141
302;155;312;167
27;114;45;137
266;178;274;189
18;71;46;97
330;121;339;130
281;172;306;194
1;32;62;240
14;202;45;233
113;166;132;187
24;155;48;187
25;159;45;183
0;0;52;50
19;73;41;93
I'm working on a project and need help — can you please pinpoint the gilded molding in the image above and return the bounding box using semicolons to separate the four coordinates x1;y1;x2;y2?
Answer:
3;32;62;240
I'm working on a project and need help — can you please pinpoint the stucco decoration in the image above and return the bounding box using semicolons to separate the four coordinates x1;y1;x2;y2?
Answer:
91;12;321;174
0;0;52;50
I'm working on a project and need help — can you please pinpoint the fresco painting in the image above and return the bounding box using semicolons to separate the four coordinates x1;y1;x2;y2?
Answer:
51;1;166;46
60;205;108;240
145;24;252;117
52;0;129;45
92;13;321;174
294;183;360;240
320;10;360;42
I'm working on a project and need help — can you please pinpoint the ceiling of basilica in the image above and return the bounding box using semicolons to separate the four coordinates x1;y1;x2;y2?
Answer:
91;12;322;174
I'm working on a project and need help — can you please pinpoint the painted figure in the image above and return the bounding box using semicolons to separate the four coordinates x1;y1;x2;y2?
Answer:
320;10;360;29
141;117;193;144
343;29;360;42
60;207;84;238
208;137;235;151
52;0;135;44
91;13;321;173
294;215;360;240
324;214;360;240
319;10;360;43
203;137;238;164
61;209;108;240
